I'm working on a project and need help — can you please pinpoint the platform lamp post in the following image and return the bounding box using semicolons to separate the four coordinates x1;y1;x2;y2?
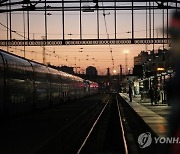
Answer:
74;57;77;74
41;36;46;65
123;50;129;75
107;68;110;93
31;51;34;60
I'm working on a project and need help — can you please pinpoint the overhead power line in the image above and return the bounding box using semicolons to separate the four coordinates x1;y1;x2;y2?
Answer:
0;21;73;65
102;0;115;69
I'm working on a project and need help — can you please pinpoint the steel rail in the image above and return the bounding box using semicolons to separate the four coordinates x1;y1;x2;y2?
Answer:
26;101;101;154
76;97;111;154
116;95;128;154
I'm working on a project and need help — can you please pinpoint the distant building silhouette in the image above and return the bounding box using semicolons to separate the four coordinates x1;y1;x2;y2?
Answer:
134;51;149;65
59;66;74;74
133;49;174;77
86;66;98;77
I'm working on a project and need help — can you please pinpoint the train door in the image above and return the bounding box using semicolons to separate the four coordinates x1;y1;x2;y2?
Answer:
0;53;5;112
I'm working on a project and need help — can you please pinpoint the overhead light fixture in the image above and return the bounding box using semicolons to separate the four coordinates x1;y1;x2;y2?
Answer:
157;67;165;71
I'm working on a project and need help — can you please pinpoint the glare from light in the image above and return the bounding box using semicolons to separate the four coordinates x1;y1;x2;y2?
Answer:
113;69;117;74
157;67;165;71
123;50;129;54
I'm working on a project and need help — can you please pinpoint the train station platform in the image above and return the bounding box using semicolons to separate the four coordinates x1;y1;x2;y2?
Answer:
120;93;171;137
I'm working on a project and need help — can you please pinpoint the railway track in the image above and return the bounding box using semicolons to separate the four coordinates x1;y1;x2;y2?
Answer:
76;94;128;154
0;94;109;154
1;93;159;154
119;95;163;154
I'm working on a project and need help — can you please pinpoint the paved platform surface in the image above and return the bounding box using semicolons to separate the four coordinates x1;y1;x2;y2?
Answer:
133;95;170;120
120;93;171;137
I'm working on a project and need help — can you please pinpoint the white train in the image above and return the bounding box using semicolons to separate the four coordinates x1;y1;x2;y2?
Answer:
0;49;99;115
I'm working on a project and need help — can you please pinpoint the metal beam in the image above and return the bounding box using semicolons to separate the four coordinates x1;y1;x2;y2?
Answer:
0;0;177;6
0;0;173;47
0;38;170;46
0;1;178;13
0;6;177;13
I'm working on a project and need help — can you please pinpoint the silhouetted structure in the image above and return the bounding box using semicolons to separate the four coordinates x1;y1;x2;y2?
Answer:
86;66;98;77
59;66;74;74
134;51;149;65
133;49;174;77
133;65;143;77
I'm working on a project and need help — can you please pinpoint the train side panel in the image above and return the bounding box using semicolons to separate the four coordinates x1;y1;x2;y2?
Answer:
0;52;5;112
60;72;70;102
0;50;99;115
48;68;61;105
30;62;50;108
69;75;77;101
76;77;85;99
1;52;34;114
87;81;99;96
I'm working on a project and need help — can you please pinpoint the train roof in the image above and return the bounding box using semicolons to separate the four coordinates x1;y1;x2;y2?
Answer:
0;49;32;66
0;49;94;83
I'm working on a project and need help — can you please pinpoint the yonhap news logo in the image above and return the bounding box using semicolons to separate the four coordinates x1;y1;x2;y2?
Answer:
138;132;152;148
138;132;180;149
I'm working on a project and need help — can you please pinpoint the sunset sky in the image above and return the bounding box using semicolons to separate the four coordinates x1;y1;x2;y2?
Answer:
0;1;172;75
